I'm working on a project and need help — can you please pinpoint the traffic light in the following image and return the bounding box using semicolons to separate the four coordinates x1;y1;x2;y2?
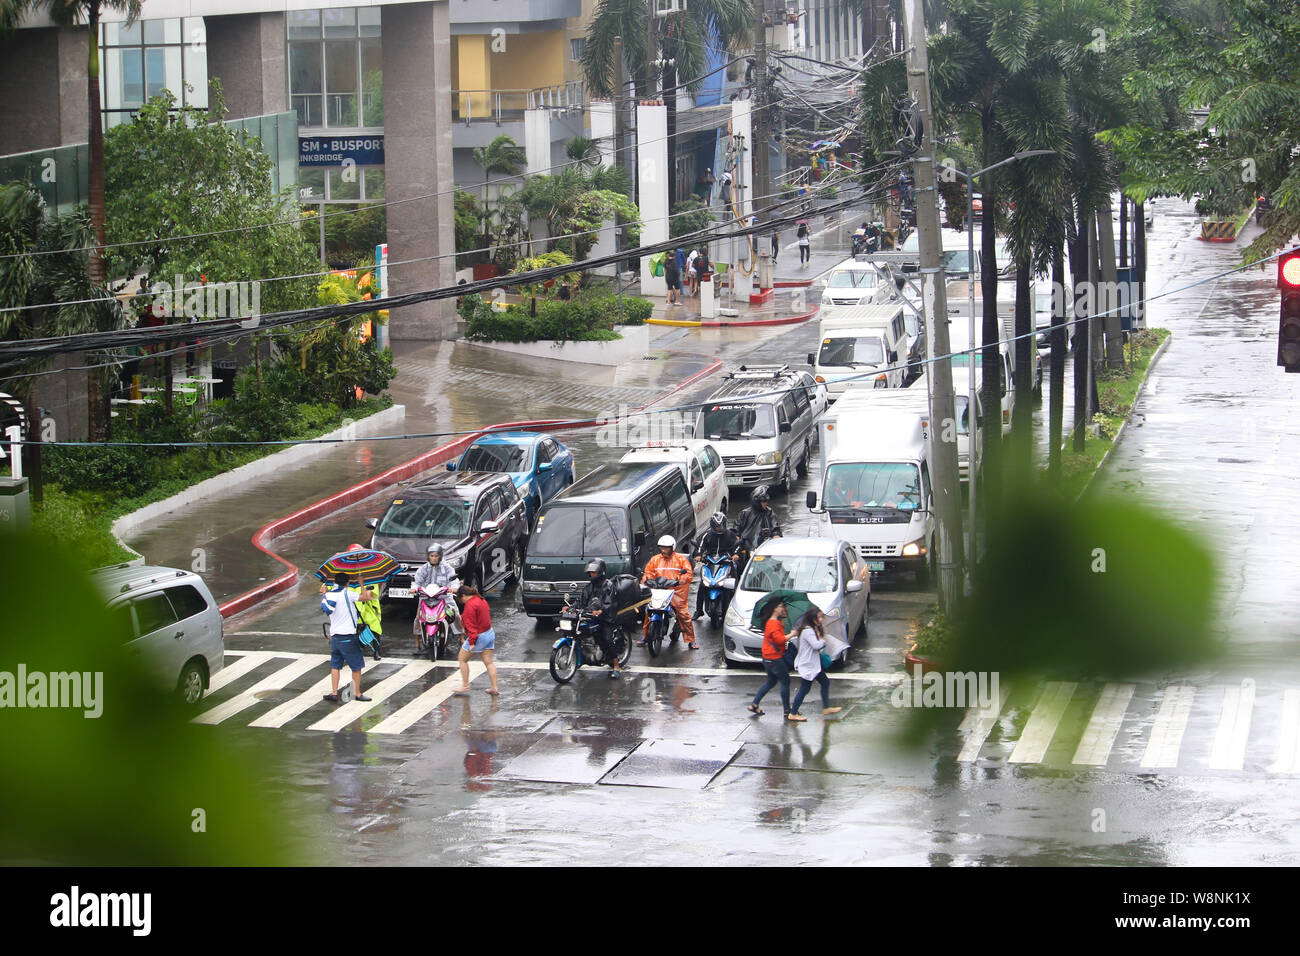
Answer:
1279;248;1300;372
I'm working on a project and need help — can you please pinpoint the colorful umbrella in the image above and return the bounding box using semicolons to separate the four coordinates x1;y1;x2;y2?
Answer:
750;589;821;631
315;548;400;586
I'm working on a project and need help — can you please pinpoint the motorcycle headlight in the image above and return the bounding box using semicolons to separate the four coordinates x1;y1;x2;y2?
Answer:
725;605;744;627
754;450;782;466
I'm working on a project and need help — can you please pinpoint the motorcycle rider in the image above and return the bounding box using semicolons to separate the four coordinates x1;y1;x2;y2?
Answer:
412;543;461;651
734;485;782;575
579;558;623;678
641;535;697;650
691;511;742;621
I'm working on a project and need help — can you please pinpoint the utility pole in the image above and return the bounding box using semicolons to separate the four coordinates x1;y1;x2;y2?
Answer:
901;0;964;609
752;0;771;229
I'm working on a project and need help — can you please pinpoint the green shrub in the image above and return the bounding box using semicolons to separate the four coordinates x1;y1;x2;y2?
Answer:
463;291;647;342
670;198;711;240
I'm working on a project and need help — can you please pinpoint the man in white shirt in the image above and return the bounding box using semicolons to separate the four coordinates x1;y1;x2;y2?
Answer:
321;571;376;702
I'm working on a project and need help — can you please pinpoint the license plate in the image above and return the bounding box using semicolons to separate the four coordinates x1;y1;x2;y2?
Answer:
726;475;744;486
559;619;573;631
866;561;885;572
386;587;412;598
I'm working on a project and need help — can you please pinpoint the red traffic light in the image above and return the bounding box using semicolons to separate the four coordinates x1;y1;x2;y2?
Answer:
1279;250;1300;289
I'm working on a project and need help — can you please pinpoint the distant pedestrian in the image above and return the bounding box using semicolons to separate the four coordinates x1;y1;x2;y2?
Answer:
686;248;700;295
770;231;780;264
320;571;375;702
749;601;794;717
665;251;682;305
454;584;500;695
797;222;811;265
788;607;842;721
694;248;712;294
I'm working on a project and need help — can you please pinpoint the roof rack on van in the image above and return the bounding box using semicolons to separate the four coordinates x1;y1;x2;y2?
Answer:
727;364;792;380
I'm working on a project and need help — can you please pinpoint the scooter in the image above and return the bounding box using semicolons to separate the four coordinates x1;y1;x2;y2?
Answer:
549;586;633;683
643;571;685;658
415;583;458;661
698;554;738;630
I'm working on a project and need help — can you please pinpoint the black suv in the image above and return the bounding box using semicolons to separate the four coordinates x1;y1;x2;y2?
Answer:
366;472;528;600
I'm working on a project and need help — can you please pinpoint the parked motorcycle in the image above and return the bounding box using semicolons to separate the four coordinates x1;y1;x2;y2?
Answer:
415;583;458;661
549;586;633;683
698;554;738;630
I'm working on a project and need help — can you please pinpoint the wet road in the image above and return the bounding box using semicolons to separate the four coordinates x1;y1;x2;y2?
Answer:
186;199;1300;866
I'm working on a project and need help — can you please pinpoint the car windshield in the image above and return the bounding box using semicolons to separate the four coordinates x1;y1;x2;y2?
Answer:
827;270;878;289
818;335;886;367
740;554;838;593
529;506;629;556
376;498;471;537
823;462;922;510
460;443;527;473
698;402;777;440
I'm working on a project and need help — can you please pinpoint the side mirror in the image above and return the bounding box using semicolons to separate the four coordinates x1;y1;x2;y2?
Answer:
538;461;553;472
445;461;456;471
365;518;378;529
633;531;647;549
480;519;500;534
805;490;817;509
806;353;815;366
779;421;791;433
846;580;864;593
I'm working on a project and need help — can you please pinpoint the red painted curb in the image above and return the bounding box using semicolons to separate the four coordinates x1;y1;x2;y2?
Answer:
711;307;819;328
904;651;946;675
773;279;814;288
748;289;776;306
218;355;725;619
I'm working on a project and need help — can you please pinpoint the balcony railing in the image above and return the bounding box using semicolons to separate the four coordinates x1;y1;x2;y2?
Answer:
453;81;585;124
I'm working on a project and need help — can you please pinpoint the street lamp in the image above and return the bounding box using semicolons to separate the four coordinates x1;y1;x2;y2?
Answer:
950;149;1054;578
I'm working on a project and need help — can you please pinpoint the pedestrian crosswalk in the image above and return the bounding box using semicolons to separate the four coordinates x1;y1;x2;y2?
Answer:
195;652;1300;777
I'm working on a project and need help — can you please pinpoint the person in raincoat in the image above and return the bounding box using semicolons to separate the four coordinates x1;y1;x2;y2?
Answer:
641;535;696;649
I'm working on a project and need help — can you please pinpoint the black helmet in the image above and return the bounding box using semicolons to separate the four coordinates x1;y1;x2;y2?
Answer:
752;485;771;503
710;511;727;532
585;558;606;576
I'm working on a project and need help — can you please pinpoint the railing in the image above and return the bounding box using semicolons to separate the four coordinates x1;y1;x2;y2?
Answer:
453;81;585;124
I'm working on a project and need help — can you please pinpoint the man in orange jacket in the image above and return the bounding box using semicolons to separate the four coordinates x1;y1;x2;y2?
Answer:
641;535;697;649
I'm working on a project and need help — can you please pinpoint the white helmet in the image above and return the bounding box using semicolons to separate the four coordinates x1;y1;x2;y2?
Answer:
657;535;677;549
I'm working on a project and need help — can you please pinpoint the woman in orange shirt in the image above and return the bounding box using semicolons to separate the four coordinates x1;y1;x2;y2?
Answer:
749;601;794;717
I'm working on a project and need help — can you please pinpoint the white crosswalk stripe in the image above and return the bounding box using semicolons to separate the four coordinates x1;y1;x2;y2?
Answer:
370;663;486;735
1207;680;1256;771
1270;690;1300;774
307;662;435;732
193;655;329;725
1009;682;1076;764
1141;685;1196;769
956;681;1012;763
1072;683;1135;766
205;651;278;693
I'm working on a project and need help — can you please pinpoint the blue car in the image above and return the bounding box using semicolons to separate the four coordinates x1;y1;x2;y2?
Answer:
447;431;576;526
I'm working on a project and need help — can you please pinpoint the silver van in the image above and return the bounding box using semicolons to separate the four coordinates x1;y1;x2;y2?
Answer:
693;364;819;493
90;565;225;705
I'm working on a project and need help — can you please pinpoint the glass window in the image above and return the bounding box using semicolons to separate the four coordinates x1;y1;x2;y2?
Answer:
144;47;166;99
662;477;691;522
780;393;798;422
329;167;361;201
288;10;321;39
704;445;722;472
103;22;121;45
360;37;382;126
529;507;629;557
323;7;356;38
818;335;886;367
325;39;359;126
823;463;922;511
697;402;776;440
476;489;502;522
499;480;520;506
109;603;136;643
143;19;166;44
119;20;141;45
570;37;585;61
133;593;179;636
689;459;705;491
184;18;205;48
695;447;714;477
630;502;648;549
741;554;837;593
792;386;809;414
643;490;670;531
538;439;557;464
358;8;382;37
290;41;323;126
364;168;386;200
461;442;526;472
377;497;471;538
121;48;143;107
297;168;325;202
166;584;210;621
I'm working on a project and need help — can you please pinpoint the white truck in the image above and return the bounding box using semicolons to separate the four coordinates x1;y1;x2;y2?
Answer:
805;394;936;584
806;302;914;398
839;380;983;482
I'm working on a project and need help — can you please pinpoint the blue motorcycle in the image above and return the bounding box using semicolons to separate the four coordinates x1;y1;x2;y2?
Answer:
549;586;633;683
698;554;738;630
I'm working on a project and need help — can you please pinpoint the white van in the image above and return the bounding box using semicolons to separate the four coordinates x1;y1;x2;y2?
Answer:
818;255;898;310
900;229;1014;277
807;302;913;398
618;440;727;536
806;401;936;585
840;380;983;481
946;277;1044;397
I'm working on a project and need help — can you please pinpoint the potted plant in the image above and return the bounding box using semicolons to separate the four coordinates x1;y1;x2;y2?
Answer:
905;610;952;674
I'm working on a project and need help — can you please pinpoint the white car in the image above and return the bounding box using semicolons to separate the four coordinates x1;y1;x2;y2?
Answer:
619;440;728;537
721;536;870;665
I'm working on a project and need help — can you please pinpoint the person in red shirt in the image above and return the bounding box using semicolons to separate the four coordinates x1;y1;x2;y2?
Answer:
454;584;499;695
749;601;794;717
641;535;697;648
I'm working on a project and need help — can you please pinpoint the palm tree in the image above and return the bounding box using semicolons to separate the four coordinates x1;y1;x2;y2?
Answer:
1;0;141;440
472;134;527;260
581;0;752;205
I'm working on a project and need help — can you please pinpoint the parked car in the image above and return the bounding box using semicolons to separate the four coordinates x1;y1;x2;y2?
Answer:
446;431;575;526
521;462;697;620
368;471;529;598
90;564;225;705
618;439;728;535
721;536;870;666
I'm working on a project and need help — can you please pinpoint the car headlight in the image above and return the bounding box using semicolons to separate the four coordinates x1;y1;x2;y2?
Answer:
449;554;466;570
754;450;782;466
725;604;744;627
821;292;833;304
902;537;927;557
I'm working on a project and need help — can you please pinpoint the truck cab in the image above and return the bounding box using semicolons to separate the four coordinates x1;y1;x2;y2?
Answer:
807;303;913;399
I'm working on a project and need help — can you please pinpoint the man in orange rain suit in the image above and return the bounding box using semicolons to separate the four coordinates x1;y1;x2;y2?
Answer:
641;535;697;649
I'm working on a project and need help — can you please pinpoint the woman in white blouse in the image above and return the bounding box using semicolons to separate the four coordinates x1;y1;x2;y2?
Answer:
788;608;842;721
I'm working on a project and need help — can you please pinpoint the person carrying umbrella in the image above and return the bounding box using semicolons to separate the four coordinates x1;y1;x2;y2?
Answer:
346;543;384;661
749;599;795;717
320;571;375;702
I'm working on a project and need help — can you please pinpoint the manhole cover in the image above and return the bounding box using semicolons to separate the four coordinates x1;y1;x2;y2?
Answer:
599;738;742;789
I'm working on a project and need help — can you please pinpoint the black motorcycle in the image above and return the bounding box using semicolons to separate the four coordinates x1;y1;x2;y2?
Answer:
549;586;634;683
